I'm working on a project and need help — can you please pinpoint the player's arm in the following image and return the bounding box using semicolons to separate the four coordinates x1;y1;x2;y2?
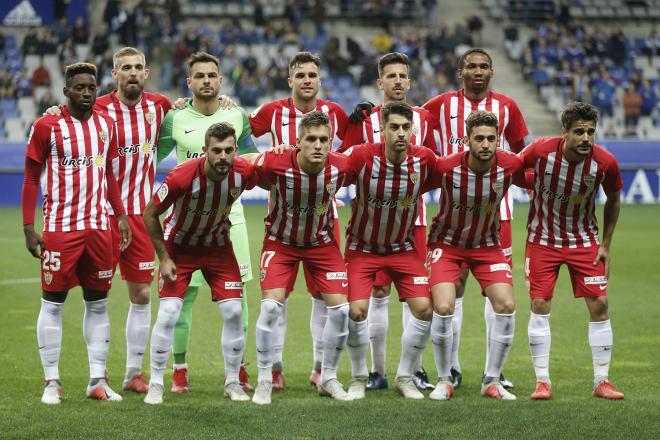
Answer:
156;111;176;163
106;125;132;251
504;101;530;153
237;109;259;155
22;156;44;259
595;190;621;277
143;199;176;282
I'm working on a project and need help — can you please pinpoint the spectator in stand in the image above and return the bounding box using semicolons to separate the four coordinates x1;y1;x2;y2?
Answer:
242;45;259;76
467;15;483;46
235;73;262;106
41;28;59;55
556;0;571;28
0;69;15;98
72;16;89;45
503;21;523;60
532;62;552;92
58;38;77;69
91;25;110;60
154;36;174;91
36;89;58;117
53;17;72;44
14;68;33;98
639;79;657;117
32;62;52;87
284;0;301;32
372;28;394;53
573;66;590;102
21;28;41;56
623;83;642;137
607;26;627;67
641;29;660;58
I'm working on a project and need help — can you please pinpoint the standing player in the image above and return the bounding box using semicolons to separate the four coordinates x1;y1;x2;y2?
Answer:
520;102;624;400
157;52;258;393
251;112;355;405
22;63;131;404
249;51;349;389
425;111;524;401
340;52;437;391
423;48;528;388
343;102;437;400
143;123;257;405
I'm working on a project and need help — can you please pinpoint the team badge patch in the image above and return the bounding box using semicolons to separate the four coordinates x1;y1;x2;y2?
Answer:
325;182;336;195
99;130;108;143
94;155;104;168
230;187;241;199
44;272;53;285
583;174;596;188
410;172;419;184
146;112;156;125
260;270;267;281
492;181;503;191
141;142;152;154
157;183;169;201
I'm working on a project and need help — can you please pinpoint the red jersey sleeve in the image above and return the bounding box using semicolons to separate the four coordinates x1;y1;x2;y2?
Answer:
342;143;370;173
518;140;540;169
422;114;438;152
152;168;185;213
332;103;350;140
253;151;278;186
159;94;173;113
338;122;366;151
600;153;623;193
25;117;52;164
422;155;447;192
235;158;259;190
249;103;274;137
504;99;529;152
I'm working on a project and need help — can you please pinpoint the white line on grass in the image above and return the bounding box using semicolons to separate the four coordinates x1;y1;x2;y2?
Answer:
0;278;40;285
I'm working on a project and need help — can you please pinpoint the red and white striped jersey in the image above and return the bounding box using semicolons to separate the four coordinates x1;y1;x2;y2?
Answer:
96;91;171;215
249;97;349;147
153;157;258;247
423;89;528;220
255;150;355;247
519;137;622;248
345;143;437;254
25;106;119;232
339;104;438;227
427;150;524;248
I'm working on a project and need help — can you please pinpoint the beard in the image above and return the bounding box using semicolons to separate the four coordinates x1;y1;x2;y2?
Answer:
121;83;143;100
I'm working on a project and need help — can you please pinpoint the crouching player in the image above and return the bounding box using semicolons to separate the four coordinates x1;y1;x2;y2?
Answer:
142;122;257;404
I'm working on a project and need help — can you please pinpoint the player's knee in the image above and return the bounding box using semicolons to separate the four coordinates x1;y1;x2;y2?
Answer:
587;296;609;320
159;299;183;329
128;283;151;305
259;299;282;325
219;299;243;323
349;304;368;322
496;299;516;315
433;302;455;316
531;298;551;315
371;286;390;298
411;306;433;322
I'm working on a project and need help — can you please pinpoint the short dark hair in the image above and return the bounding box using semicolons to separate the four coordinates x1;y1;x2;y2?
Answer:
458;48;493;70
64;62;97;85
561;102;599;129
465;111;499;136
289;51;321;76
298;111;331;137
187;51;220;74
380;101;413;124
205;122;236;146
378;52;409;77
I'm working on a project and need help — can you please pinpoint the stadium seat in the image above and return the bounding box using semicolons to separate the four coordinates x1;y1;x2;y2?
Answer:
5;118;25;141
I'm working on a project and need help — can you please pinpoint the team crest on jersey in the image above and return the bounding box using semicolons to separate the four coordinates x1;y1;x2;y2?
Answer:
146;112;156;125
583;174;596;189
99;130;108;143
141;142;152;154
325;182;336;195
492;181;503;191
157;183;169;201
44;271;53;285
260;269;267;281
409;172;419;184
94;155;104;168
230;187;241;199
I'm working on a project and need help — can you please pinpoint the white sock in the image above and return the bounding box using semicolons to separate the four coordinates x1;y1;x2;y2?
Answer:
83;299;110;379
528;312;551;383
255;299;282;382
272;299;287;370
484;312;515;380
402;302;423;372
149;298;183;385
347;318;369;378
396;315;431;378
320;303;349;383
37;299;63;381
484;297;495;370
431;312;453;381
125;302;151;377
451;297;463;372
219;299;245;384
310;297;327;372
368;295;389;375
589;320;613;384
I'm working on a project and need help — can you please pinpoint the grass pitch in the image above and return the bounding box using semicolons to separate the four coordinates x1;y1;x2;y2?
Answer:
0;204;658;439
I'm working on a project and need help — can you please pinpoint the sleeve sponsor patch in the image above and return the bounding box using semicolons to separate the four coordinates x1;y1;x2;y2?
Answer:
157;183;169;202
326;272;347;280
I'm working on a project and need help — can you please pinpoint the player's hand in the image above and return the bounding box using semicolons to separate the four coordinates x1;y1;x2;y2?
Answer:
160;257;177;283
117;214;133;251
593;245;610;278
43;105;62;116
349;101;375;124
23;225;44;259
173;97;188;110
218;95;236;109
269;144;294;154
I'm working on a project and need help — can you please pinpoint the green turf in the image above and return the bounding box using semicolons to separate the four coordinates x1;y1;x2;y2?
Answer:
1;204;658;439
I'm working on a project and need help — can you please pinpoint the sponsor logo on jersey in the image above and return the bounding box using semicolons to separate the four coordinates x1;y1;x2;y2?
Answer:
449;200;496;214
146;112;156;125
490;263;511;272
413;276;428;285
366;194;416;209
326;272;347;280
99;130;108;143
185;151;203;159
584;276;607;285
157;183;169;201
118;143;152;156
448;135;466;147
284;201;329;215
60;155;104;169
184;205;219;217
139;261;155;270
225;281;243;290
44;271;53;285
98;270;113;279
